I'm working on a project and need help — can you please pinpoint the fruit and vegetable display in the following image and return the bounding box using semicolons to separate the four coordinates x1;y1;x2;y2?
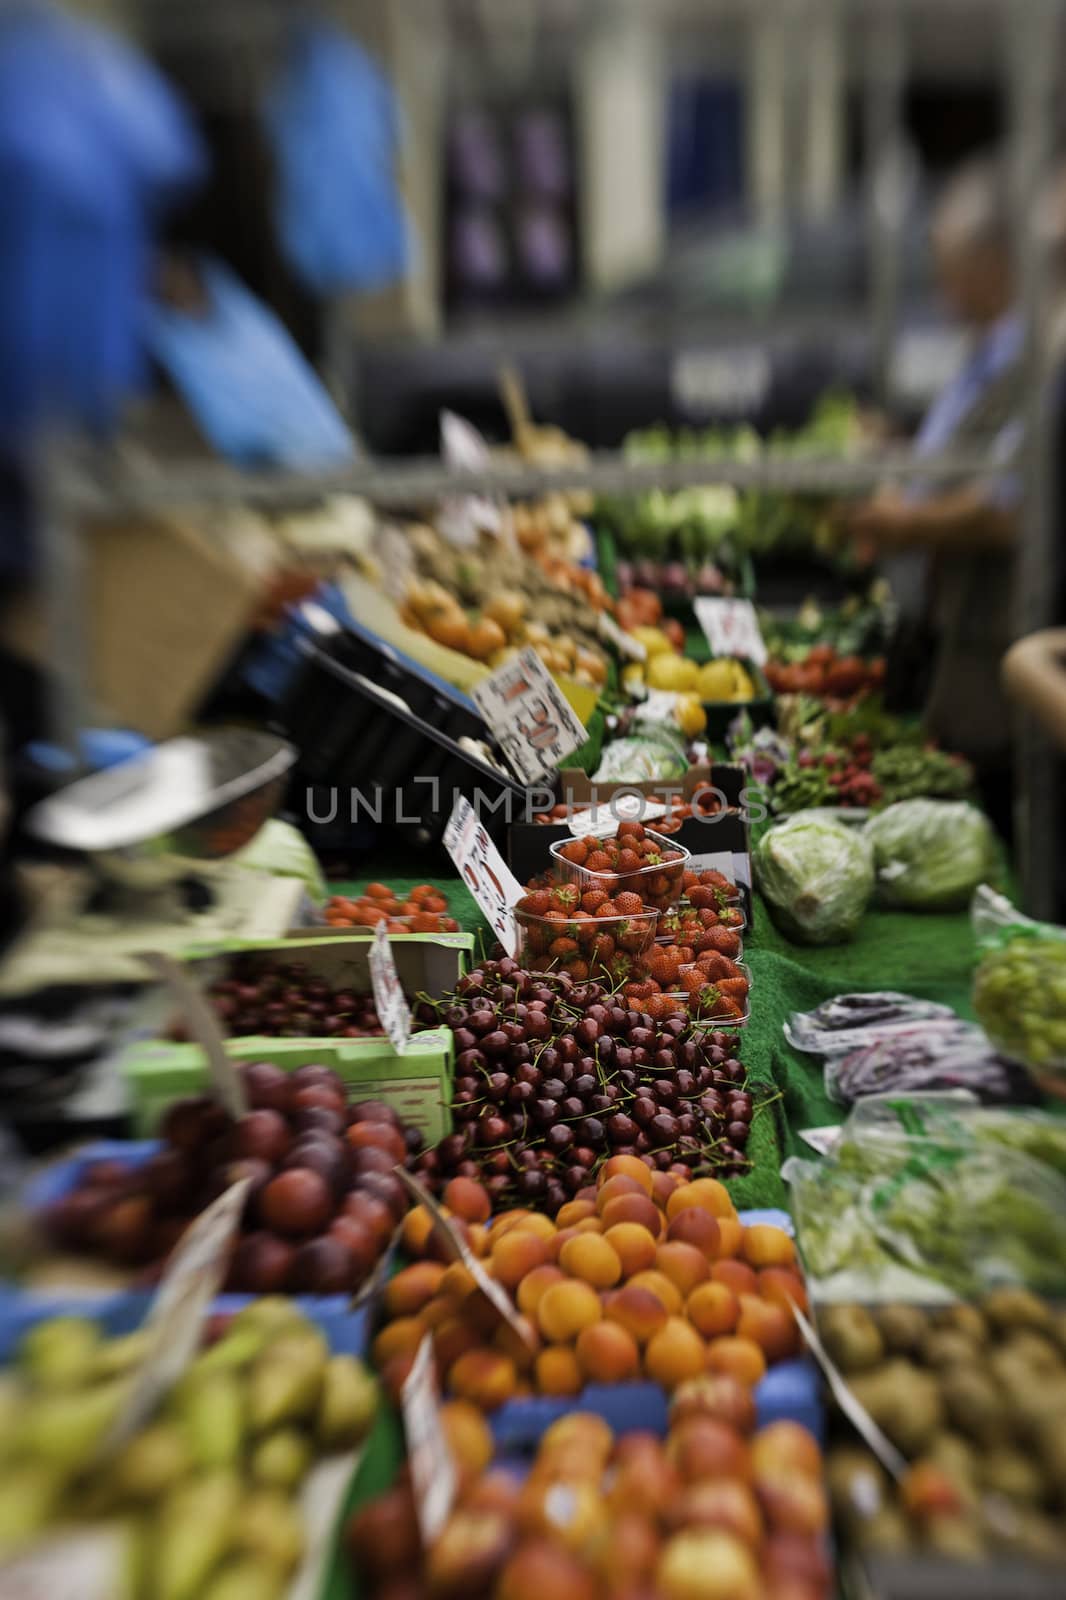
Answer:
755;812;875;945
38;1069;421;1295
348;1404;830;1600
0;1299;378;1590
376;1168;803;1403
622;631;759;706
322;883;460;933
822;1294;1066;1566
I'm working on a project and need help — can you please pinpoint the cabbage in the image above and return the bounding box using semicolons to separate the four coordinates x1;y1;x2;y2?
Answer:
755;810;874;944
865;799;995;910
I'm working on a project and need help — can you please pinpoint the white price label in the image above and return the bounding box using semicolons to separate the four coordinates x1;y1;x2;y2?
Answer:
402;1336;459;1546
443;797;523;956
0;1533;124;1600
108;1177;251;1447
685;849;736;880
438;410;503;548
694;598;767;667
472;647;588;785
598;612;646;661
568;798;666;838
799;1125;843;1157
369;922;411;1054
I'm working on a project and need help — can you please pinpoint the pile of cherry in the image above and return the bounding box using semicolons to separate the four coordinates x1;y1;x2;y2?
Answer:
412;958;757;1214
175;957;388;1040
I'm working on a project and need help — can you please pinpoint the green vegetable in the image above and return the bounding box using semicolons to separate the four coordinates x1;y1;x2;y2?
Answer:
870;747;974;806
974;935;1066;1076
865;800;995;910
755;810;875;944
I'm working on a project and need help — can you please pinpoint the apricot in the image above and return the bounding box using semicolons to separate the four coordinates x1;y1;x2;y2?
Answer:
519;1475;609;1557
550;1227;581;1262
513;1213;557;1243
447;1347;517;1409
440;1260;478;1301
440;1398;494;1479
686;1282;740;1339
627;1269;683;1316
573;1216;605;1235
576;1320;640;1383
667;1179;735;1221
556;1199;597;1230
751;1422;822;1482
596;1174;647;1214
651;1171;682;1209
465;1469;524;1518
468;1224;489;1259
534;1345;583;1396
541;1412;614;1464
710;1259;758;1296
736;1294;797;1363
425;1507;512;1595
492;1230;551;1289
490;1210;532;1238
668;1417;751;1483
669;1374;757;1436
421;1296;455;1330
605;1285;669;1346
536;1279;602;1342
372;1315;427;1367
758;1267;809;1317
755;1471;829;1537
443;1176;491;1224
599;1154;654;1194
497;1539;599;1600
604;1221;658;1277
710;1216;743;1260
516;1263;565;1317
607;1441;683;1522
655;1241;710;1298
600;1193;664;1237
644;1317;707;1388
741;1224;795;1270
705;1336;766;1387
667;1209;721;1259
378;1351;417;1403
385;1261;447;1317
657;1528;762;1600
559;1232;623;1289
669;1480;762;1548
465;1286;509;1337
401;1205;434;1256
434;1316;482;1371
494;1315;542;1373
424;1214;472;1264
595;1514;661;1590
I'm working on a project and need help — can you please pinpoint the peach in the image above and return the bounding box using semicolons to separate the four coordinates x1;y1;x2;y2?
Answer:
656;1529;762;1600
604;1221;658;1277
710;1216;743;1260
751;1422;822;1482
741;1224;795;1270
667;1209;721;1259
605;1285;669;1346
434;1316;482;1371
599;1155;654;1194
492;1229;551;1289
425;1506;512;1596
440;1260;478;1301
736;1295;797;1363
600;1194;663;1237
706;1337;766;1387
495;1315;542;1373
668;1417;751;1483
596;1174;647;1214
541;1412;614;1465
667;1179;735;1221
628;1269;683;1316
516;1263;565;1317
686;1282;740;1339
534;1345;583;1396
576;1320;640;1383
607;1442;683;1523
559;1232;623;1289
710;1259;758;1297
668;1480;762;1548
755;1471;829;1537
595;1515;661;1590
556;1199;597;1230
401;1205;434;1256
447;1347;517;1410
651;1171;683;1209
443;1176;491;1224
440;1398;494;1479
384;1261;447;1317
372;1315;427;1366
669;1374;757;1435
758;1267;809;1317
497;1539;598;1600
644;1317;707;1388
513;1213;557;1243
655;1240;710;1298
573;1216;605;1235
537;1279;602;1342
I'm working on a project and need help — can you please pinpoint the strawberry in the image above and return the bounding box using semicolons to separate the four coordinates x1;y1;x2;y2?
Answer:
616;919;651;954
648;950;679;987
581;889;609;913
518;889;551;915
614;891;644;916
617;848;642;873
549;883;580;912
584;849;613;873
608;952;633;982
688;886;716;910
598;900;619;918
682;870;698;891
590;933;615;963
718;976;749;1005
559;838;588;864
617;820;645;841
548;936;578;957
679;967;706;997
625;978;659;1001
565;957;590;981
702;927;742;958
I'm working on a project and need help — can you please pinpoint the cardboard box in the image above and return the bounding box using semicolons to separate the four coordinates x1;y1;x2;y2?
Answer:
182;932;474;1003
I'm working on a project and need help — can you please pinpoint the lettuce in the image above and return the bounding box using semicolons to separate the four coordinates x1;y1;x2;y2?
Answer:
755;810;874;944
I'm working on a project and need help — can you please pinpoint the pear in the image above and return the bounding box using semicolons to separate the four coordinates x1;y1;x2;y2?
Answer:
0;1464;62;1556
200;1557;287;1600
0;1377;25;1466
94;1329;153;1381
316;1355;378;1451
19;1316;101;1390
180;1372;244;1470
233;1489;305;1574
250;1429;312;1492
18;1379;127;1473
155;1469;242;1600
247;1335;326;1434
111;1422;192;1502
229;1298;308;1340
188;1327;266;1377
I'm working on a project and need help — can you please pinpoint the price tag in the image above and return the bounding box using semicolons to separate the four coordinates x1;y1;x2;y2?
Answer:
597;612;647;662
0;1532;125;1600
402;1336;459;1546
438;410;503;548
685;849;736;880
799;1126;843;1157
108;1177;251;1448
472;647;588;784
694;598;767;667
568;798;666;838
639;689;681;724
369;923;411;1054
443;796;523;957
140;953;247;1118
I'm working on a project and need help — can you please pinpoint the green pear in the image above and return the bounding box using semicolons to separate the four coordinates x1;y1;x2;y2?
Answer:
111;1422;192;1502
233;1489;305;1575
94;1329;153;1381
19;1316;101;1390
247;1335;326;1434
188;1327;266;1377
180;1372;244;1470
0;1377;26;1466
0;1464;62;1556
18;1380;128;1473
200;1557;287;1600
229;1298;308;1340
316;1355;378;1451
250;1429;313;1491
155;1470;242;1600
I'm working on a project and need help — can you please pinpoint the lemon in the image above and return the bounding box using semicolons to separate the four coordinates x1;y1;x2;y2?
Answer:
674;695;707;737
647;653;699;692
621;662;645;695
697;660;735;701
630;626;674;658
730;664;756;700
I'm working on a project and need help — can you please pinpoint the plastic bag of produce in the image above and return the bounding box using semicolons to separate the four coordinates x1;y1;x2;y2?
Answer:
755;810;874;944
784;991;955;1054
864;799;995;910
970;885;1066;1088
823;1020;1018;1104
591;725;687;784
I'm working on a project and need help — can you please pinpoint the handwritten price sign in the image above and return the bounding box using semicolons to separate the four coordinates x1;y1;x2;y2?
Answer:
443;796;522;956
693;598;767;667
369;922;411;1053
472;646;587;784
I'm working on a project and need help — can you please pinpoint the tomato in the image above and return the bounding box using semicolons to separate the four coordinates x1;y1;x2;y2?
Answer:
807;644;835;666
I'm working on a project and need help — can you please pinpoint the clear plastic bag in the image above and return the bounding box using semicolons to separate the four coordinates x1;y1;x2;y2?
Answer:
755;810;874;945
970;886;1066;1087
823;1020;1019;1104
864;798;996;910
784;991;955;1055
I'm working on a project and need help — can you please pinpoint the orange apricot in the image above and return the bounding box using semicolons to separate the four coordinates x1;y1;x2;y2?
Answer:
757;1268;809;1317
468;1223;489;1259
599;1155;654;1194
668;1417;751;1483
669;1374;758;1436
516;1263;566;1317
440;1260;478;1300
556;1199;598;1230
651;1171;683;1209
434;1316;482;1371
534;1345;583;1397
537;1280;602;1343
600;1194;663;1237
550;1226;581;1262
447;1347;517;1409
513;1213;557;1243
384;1261;447;1317
644;1317;707;1388
710;1259;759;1297
443;1176;491;1224
706;1336;767;1387
667;1209;721;1259
668;1480;763;1548
490;1210;533;1239
574;1216;605;1235
420;1296;455;1331
401;1205;434;1257
372;1315;427;1367
604;1285;670;1346
655;1240;711;1298
666;1179;734;1221
711;1216;744;1260
736;1295;797;1363
576;1321;641;1384
751;1421;822;1482
596;1175;647;1214
440;1399;494;1479
604;1221;658;1277
540;1413;614;1464
495;1315;542;1373
559;1232;623;1290
492;1229;551;1289
628;1269;683;1316
686;1282;740;1339
741;1224;795;1270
